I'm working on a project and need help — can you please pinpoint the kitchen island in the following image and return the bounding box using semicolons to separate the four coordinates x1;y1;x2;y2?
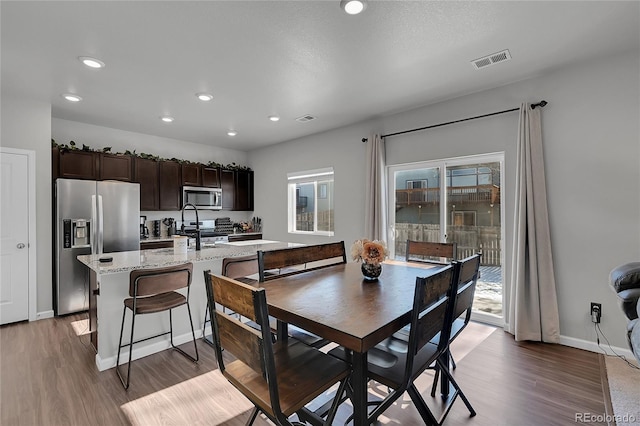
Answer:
77;240;295;371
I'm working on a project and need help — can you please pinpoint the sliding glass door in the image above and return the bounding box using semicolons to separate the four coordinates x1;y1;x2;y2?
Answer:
388;153;505;324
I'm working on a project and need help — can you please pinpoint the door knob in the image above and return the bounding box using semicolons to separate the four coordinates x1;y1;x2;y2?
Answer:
16;243;25;249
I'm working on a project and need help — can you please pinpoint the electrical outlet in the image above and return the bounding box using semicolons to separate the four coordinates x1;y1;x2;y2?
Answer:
590;302;602;323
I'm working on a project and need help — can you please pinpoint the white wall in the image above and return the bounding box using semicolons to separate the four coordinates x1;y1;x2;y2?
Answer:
249;48;640;350
1;95;52;315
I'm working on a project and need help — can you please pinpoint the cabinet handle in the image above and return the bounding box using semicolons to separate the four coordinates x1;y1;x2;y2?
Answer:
16;243;26;249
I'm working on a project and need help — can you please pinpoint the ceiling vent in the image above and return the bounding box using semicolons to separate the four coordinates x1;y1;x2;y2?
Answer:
471;49;511;70
296;114;316;123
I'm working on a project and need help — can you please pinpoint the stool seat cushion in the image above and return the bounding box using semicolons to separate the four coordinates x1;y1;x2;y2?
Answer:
125;291;186;314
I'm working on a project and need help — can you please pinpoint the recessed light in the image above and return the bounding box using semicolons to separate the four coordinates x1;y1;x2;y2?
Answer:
62;93;82;102
161;116;174;123
340;0;366;15
78;56;105;69
196;93;213;102
227;130;237;137
269;115;280;122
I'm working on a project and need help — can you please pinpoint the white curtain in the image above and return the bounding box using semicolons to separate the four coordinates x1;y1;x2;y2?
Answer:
507;103;560;343
364;134;387;242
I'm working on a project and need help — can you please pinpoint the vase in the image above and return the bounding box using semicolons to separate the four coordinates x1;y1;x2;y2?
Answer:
361;262;382;280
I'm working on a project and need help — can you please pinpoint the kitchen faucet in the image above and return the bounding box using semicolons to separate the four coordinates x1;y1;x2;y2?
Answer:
180;203;201;251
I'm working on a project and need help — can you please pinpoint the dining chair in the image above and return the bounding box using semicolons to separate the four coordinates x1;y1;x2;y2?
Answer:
116;263;199;390
257;241;346;348
405;240;457;265
202;254;260;347
204;271;350;426
430;253;481;397
329;262;476;424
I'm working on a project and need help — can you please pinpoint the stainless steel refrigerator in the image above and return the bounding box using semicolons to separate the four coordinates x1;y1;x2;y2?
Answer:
54;178;140;315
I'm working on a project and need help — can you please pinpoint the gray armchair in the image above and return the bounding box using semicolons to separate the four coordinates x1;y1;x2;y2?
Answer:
609;262;640;364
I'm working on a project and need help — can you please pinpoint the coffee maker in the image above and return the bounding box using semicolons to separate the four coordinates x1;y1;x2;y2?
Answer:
140;215;149;239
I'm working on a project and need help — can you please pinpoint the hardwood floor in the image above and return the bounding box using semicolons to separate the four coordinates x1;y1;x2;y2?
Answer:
0;314;608;425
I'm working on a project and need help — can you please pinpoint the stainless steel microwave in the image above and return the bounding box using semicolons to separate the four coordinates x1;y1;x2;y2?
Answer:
182;186;222;210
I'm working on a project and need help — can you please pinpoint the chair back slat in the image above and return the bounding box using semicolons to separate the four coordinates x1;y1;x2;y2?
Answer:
258;241;346;282
212;274;259;322
222;254;259;280
406;240;457;264
413;265;456;353
453;254;481;320
215;310;264;373
130;263;192;297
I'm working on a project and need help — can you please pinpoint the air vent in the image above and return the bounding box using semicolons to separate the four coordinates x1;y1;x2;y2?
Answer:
471;49;511;70
296;114;316;123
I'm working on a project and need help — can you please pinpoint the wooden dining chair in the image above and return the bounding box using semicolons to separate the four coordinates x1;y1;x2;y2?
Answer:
202;254;259;347
257;241;347;348
204;271;350;426
116;263;199;390
405;240;457;265
329;262;476;424
430;253;481;396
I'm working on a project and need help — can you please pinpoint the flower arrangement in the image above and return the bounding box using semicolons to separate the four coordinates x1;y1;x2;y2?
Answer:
351;239;389;266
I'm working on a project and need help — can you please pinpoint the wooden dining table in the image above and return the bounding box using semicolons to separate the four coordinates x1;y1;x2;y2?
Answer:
263;261;441;426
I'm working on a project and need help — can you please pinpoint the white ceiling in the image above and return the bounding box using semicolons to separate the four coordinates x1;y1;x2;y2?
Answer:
2;1;638;151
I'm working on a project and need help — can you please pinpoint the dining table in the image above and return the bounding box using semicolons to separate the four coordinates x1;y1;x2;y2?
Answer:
263;260;443;426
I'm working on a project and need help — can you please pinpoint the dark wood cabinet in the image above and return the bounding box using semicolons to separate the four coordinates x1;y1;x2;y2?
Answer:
181;163;201;186
220;169;235;210
227;233;262;242
58;150;98;180
220;169;254;211
140;240;173;250
99;153;133;181
235;169;254;211
134;158;159;210
202;167;220;187
159;160;182;210
52;147;60;179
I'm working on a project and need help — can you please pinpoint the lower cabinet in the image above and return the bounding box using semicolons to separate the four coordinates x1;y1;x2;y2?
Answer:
140;240;173;250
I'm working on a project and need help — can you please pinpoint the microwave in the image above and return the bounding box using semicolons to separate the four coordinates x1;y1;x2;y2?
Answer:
182;186;222;210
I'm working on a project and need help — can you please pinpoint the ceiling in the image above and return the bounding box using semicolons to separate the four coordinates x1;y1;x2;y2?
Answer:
2;1;638;152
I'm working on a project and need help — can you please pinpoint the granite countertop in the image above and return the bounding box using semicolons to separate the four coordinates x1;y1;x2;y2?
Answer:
77;241;298;275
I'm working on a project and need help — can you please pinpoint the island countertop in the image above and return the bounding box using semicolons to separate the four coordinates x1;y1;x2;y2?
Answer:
77;240;298;275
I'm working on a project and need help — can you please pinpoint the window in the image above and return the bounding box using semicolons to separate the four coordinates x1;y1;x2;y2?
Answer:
287;167;334;235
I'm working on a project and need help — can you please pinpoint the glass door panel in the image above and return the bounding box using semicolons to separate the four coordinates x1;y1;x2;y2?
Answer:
392;167;441;259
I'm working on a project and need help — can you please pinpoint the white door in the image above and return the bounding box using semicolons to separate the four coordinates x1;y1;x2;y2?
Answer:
0;150;30;324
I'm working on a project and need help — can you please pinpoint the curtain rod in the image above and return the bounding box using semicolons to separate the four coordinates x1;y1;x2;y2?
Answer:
362;100;547;143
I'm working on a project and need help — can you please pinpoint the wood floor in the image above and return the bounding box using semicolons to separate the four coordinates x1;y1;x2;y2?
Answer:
0;313;608;426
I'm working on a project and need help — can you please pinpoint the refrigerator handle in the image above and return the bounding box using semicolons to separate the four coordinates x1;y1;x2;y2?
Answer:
97;195;104;255
91;195;97;254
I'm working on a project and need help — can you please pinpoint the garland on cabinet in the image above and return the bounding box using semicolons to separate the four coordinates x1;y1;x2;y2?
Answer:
51;139;251;171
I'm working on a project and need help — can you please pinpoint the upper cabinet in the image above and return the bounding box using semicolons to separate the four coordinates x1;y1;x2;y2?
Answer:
134;157;159;211
99;153;133;181
202;166;220;187
220;169;253;211
52;146;251;211
181;163;201;186
57;150;98;180
159;160;182;211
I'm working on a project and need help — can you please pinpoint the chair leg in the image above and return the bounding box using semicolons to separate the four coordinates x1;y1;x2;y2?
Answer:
115;306;131;389
202;301;215;347
169;305;199;362
430;364;440;397
245;407;259;426
407;384;439;425
116;306;137;390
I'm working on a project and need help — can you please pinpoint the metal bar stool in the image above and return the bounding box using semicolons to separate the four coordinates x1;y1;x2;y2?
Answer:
116;262;199;389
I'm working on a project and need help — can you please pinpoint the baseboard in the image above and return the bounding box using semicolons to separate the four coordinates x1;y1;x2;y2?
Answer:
560;335;635;360
36;310;54;320
95;328;204;372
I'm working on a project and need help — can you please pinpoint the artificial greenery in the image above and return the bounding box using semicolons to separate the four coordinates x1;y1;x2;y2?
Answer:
52;139;251;171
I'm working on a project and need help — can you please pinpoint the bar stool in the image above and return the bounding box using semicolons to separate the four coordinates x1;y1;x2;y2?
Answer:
116;263;199;389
